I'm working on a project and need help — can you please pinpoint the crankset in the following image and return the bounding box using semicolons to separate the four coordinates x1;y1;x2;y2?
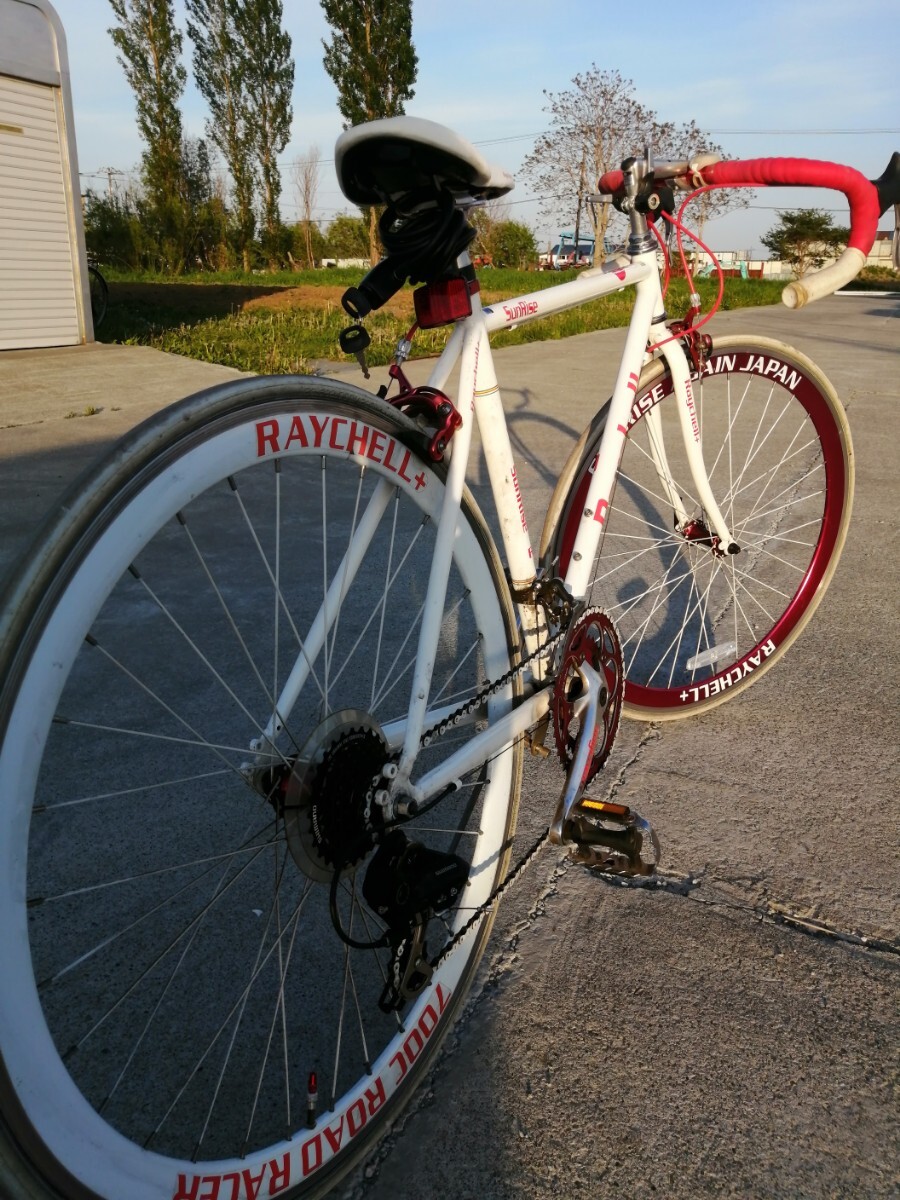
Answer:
549;608;660;878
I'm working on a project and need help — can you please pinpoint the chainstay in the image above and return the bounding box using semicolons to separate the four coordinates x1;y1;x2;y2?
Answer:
420;618;577;969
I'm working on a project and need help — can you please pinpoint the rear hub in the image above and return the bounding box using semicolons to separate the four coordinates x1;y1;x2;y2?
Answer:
282;710;389;883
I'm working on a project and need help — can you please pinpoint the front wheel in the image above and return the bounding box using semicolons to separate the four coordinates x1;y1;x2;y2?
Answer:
0;376;522;1199
541;336;854;718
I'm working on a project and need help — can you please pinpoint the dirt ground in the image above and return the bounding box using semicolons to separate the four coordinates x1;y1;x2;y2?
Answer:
108;280;514;321
110;281;419;318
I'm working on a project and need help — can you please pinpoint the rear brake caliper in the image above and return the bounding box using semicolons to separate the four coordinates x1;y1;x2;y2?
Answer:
382;361;462;463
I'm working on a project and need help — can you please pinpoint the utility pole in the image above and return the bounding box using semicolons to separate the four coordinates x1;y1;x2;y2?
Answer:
97;167;124;199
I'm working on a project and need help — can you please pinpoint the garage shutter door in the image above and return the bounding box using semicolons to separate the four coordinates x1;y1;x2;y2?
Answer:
0;74;80;350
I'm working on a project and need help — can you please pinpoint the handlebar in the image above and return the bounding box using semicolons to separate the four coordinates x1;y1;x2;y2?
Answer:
598;155;895;308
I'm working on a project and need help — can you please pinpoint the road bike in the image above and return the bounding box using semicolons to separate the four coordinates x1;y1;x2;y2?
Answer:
0;118;897;1200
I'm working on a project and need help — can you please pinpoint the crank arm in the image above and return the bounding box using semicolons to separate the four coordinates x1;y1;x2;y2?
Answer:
549;660;606;844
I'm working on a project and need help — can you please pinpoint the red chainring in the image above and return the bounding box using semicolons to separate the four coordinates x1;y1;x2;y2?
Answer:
551;609;623;789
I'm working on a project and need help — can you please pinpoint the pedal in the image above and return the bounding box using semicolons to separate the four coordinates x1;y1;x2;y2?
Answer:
566;799;660;878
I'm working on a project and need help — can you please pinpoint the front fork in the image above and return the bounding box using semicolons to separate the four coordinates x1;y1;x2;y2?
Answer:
563;265;735;604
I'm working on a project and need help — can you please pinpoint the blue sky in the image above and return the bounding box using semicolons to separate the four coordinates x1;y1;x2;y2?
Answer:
52;0;899;256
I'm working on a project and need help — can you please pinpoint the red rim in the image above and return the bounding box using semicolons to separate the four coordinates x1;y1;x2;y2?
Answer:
556;350;847;711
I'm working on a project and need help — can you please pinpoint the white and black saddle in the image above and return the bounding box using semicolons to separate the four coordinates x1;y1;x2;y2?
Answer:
335;116;514;207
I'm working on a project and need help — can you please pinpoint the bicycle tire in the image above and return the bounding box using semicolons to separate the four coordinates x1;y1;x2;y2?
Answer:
0;375;522;1200
540;335;853;718
87;264;108;329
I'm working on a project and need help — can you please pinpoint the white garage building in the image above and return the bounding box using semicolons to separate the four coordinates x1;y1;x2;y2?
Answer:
0;0;92;349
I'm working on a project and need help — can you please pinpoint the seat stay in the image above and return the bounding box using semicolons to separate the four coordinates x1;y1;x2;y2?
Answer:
394;315;484;783
257;476;397;751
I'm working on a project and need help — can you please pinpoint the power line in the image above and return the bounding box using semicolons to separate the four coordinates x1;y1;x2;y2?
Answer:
81;124;897;182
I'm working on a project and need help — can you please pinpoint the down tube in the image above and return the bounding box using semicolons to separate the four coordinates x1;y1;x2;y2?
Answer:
563;259;662;599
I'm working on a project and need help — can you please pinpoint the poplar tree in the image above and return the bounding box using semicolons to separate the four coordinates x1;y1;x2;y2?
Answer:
321;0;417;262
185;0;257;269
108;0;186;215
236;0;295;266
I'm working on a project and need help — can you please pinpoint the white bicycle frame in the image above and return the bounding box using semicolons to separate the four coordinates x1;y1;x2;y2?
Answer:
264;243;737;809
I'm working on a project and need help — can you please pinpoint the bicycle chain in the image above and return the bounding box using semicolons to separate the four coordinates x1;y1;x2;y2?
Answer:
429;827;550;971
416;616;582;971
370;606;613;976
419;621;566;747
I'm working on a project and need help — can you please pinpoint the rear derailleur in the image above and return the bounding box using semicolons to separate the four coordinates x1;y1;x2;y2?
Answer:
362;829;469;1012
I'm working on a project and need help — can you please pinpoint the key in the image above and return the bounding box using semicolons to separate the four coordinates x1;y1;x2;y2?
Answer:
339;324;371;378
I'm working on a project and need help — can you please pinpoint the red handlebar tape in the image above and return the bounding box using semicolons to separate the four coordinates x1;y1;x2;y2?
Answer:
598;158;880;254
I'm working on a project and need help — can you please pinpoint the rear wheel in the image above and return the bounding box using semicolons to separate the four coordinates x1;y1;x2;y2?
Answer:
542;336;853;718
0;377;522;1199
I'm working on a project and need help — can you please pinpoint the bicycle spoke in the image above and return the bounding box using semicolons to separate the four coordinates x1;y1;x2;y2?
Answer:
229;474;326;705
98;824;286;1115
34;835;285;903
73;636;283;779
127;565;294;764
50;834;275;1025
147;885;310;1151
190;840;291;1156
177;512;297;753
243;858;305;1151
52;715;279;763
35;768;231;813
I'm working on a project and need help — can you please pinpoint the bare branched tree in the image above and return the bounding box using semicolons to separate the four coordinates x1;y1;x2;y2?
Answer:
293;145;321;268
522;67;746;255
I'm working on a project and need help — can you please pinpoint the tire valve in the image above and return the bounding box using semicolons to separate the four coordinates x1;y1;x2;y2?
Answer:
306;1071;318;1129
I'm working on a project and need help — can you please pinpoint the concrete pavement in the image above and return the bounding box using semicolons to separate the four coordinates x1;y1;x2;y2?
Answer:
0;294;898;1199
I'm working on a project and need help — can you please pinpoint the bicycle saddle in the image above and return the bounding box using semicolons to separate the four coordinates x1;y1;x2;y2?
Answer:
335;116;514;205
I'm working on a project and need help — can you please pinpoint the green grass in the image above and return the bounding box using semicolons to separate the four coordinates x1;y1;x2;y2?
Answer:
843;265;900;291
97;270;787;376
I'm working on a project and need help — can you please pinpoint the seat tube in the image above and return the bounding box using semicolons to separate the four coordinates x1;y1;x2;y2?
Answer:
395;317;481;781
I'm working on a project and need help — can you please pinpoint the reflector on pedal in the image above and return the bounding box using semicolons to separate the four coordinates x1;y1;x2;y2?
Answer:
578;798;631;819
